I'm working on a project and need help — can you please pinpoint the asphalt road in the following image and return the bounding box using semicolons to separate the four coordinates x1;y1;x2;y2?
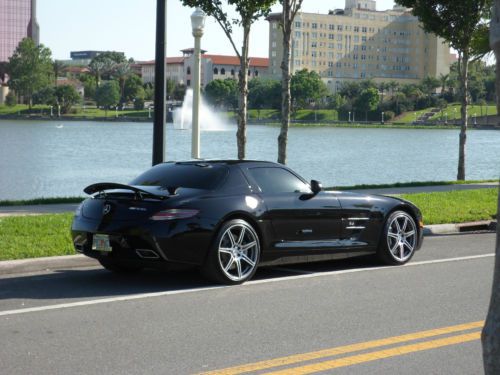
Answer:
0;232;496;374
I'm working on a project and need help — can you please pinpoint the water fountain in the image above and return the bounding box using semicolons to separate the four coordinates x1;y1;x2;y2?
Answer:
173;88;234;131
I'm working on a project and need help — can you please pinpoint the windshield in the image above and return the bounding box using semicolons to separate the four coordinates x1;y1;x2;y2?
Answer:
129;163;228;190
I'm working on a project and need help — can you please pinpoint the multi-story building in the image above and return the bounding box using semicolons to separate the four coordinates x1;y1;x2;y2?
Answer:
138;48;269;88
267;0;451;92
0;0;39;103
0;0;39;63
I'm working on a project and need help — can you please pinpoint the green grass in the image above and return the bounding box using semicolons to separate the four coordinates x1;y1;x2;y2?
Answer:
0;197;84;207
0;104;151;119
0;213;75;260
328;179;499;191
396;103;498;124
400;188;498;225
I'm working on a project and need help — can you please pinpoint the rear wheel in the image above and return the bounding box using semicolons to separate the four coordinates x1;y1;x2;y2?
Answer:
98;258;141;273
202;219;260;285
377;211;417;265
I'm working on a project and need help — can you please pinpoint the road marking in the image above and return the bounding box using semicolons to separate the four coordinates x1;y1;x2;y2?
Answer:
0;253;493;317
263;332;481;375
198;321;483;375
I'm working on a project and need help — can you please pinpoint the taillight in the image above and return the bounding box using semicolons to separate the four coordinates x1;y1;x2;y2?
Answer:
150;209;199;221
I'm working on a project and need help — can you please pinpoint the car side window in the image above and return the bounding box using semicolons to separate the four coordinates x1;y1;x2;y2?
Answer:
249;167;311;194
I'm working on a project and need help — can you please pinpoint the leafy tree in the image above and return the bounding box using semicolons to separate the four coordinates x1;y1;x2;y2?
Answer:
54;84;81;114
7;38;53;109
355;87;379;121
33;86;55;105
396;0;491;180
79;74;96;99
181;0;278;160
339;81;362;100
173;83;186;101
482;3;500;372
124;74;144;103
95;81;120;116
248;78;281;110
291;69;328;110
439;73;450;93
93;51;127;65
278;0;304;164
88;51;125;87
204;78;238;108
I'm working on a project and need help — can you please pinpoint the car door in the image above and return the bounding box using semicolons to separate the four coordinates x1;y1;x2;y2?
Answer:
244;166;343;250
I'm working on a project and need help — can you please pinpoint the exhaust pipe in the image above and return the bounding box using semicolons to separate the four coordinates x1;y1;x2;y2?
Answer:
136;249;160;259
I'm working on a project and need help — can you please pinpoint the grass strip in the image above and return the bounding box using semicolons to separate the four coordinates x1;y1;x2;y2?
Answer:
400;188;498;225
0;197;84;207
0;189;496;260
0;213;75;261
329;179;499;191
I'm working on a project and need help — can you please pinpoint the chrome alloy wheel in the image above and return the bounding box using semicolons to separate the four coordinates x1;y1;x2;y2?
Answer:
217;223;259;282
386;213;416;262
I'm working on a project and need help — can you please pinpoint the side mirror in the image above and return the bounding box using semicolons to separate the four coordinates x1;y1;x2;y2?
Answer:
310;180;322;195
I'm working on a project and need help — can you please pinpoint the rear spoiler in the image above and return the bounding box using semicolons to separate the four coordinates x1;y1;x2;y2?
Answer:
83;183;174;199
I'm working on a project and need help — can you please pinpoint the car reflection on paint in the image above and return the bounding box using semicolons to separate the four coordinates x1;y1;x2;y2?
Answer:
71;160;424;284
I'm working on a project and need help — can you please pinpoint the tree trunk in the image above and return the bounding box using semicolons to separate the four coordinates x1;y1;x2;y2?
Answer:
278;2;292;165
236;25;250;160
482;186;500;374
482;4;500;371
457;52;469;181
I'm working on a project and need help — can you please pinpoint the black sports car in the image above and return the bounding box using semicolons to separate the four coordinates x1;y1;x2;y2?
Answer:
71;160;424;284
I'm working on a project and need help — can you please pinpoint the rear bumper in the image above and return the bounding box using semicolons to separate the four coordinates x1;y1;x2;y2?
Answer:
71;215;218;266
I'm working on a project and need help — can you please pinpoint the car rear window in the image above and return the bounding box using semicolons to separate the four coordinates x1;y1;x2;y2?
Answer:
130;163;228;190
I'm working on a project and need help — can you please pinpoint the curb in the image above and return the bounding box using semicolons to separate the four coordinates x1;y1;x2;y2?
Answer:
0;254;99;276
423;220;497;236
0;221;496;276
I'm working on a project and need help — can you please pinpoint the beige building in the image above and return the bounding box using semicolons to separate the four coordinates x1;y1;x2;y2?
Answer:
267;0;451;92
138;49;269;88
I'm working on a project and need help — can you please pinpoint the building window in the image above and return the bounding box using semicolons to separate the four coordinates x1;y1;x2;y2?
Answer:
255;70;259;77
295;21;301;28
221;68;226;75
337;25;343;31
187;79;191;86
354;26;359;32
213;67;218;74
187;66;191;74
311;42;317;48
312;22;318;29
312;32;317;38
329;24;334;30
231;69;235;75
272;22;278;29
329;33;334;39
295;31;301;38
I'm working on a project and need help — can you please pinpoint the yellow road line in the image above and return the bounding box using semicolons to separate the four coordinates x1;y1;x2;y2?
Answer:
264;331;481;375
199;321;483;375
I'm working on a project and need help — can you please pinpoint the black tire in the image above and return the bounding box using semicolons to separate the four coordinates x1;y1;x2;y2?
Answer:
377;210;417;265
98;258;142;273
202;219;261;285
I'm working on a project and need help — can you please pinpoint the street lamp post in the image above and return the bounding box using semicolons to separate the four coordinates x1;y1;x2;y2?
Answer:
348;111;351;123
190;8;206;159
381;111;384;124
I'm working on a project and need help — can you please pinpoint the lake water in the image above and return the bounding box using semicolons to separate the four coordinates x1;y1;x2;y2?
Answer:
0;120;499;200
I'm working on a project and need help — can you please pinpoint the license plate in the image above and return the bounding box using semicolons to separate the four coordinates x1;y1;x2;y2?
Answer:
92;234;112;252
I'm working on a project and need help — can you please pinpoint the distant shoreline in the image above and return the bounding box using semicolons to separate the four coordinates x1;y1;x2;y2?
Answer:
0;115;498;130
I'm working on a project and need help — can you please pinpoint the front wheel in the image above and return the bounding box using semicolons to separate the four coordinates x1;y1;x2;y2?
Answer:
377;211;417;265
202;219;260;285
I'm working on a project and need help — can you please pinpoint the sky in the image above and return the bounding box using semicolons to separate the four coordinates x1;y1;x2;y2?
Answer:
38;0;396;61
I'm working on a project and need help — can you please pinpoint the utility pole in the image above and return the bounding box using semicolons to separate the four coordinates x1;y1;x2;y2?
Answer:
152;0;167;165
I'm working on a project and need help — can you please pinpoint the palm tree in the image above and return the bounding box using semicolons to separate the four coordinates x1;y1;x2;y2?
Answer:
439;73;449;94
378;82;389;104
88;59;105;88
112;62;131;103
52;60;66;86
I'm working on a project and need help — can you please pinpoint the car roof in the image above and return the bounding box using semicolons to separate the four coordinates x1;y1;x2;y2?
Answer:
168;159;280;167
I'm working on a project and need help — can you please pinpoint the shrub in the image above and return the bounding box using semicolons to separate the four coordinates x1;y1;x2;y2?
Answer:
5;91;17;106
